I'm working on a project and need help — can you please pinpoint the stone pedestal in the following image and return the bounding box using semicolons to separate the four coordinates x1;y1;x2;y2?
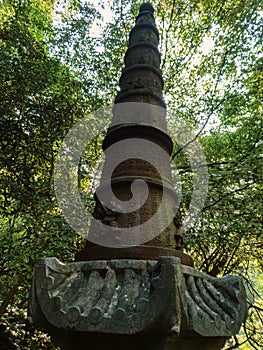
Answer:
29;256;247;350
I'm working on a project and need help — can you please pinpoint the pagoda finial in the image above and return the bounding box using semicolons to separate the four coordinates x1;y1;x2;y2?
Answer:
139;2;154;14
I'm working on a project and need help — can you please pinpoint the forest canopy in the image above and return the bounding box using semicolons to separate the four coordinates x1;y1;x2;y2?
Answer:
0;0;262;348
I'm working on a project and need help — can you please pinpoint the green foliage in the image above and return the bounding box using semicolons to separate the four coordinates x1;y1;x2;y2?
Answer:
0;0;98;347
0;0;262;348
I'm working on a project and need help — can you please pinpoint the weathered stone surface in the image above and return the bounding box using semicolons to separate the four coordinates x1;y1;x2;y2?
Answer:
29;257;175;335
181;265;248;337
29;256;247;344
115;2;164;108
88;2;185;251
76;243;194;266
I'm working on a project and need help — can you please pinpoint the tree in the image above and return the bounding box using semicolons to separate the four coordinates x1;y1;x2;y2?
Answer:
0;0;98;347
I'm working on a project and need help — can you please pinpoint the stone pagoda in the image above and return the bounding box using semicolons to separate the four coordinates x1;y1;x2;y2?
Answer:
29;3;247;350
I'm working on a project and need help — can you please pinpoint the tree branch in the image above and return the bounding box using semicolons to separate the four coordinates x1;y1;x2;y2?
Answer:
0;276;25;318
171;49;229;160
203;180;259;211
161;0;176;71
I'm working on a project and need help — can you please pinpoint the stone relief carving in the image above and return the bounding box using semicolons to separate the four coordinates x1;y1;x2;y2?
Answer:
29;257;247;338
94;193;119;228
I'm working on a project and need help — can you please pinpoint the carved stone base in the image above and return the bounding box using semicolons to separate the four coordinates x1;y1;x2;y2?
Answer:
29;257;247;350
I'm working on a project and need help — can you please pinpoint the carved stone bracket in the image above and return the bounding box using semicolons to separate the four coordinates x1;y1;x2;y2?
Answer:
181;265;247;337
29;256;247;342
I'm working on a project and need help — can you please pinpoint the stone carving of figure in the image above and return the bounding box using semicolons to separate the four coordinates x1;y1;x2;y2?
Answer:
173;208;184;250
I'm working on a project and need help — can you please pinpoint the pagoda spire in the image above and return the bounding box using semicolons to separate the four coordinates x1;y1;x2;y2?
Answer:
115;2;165;107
